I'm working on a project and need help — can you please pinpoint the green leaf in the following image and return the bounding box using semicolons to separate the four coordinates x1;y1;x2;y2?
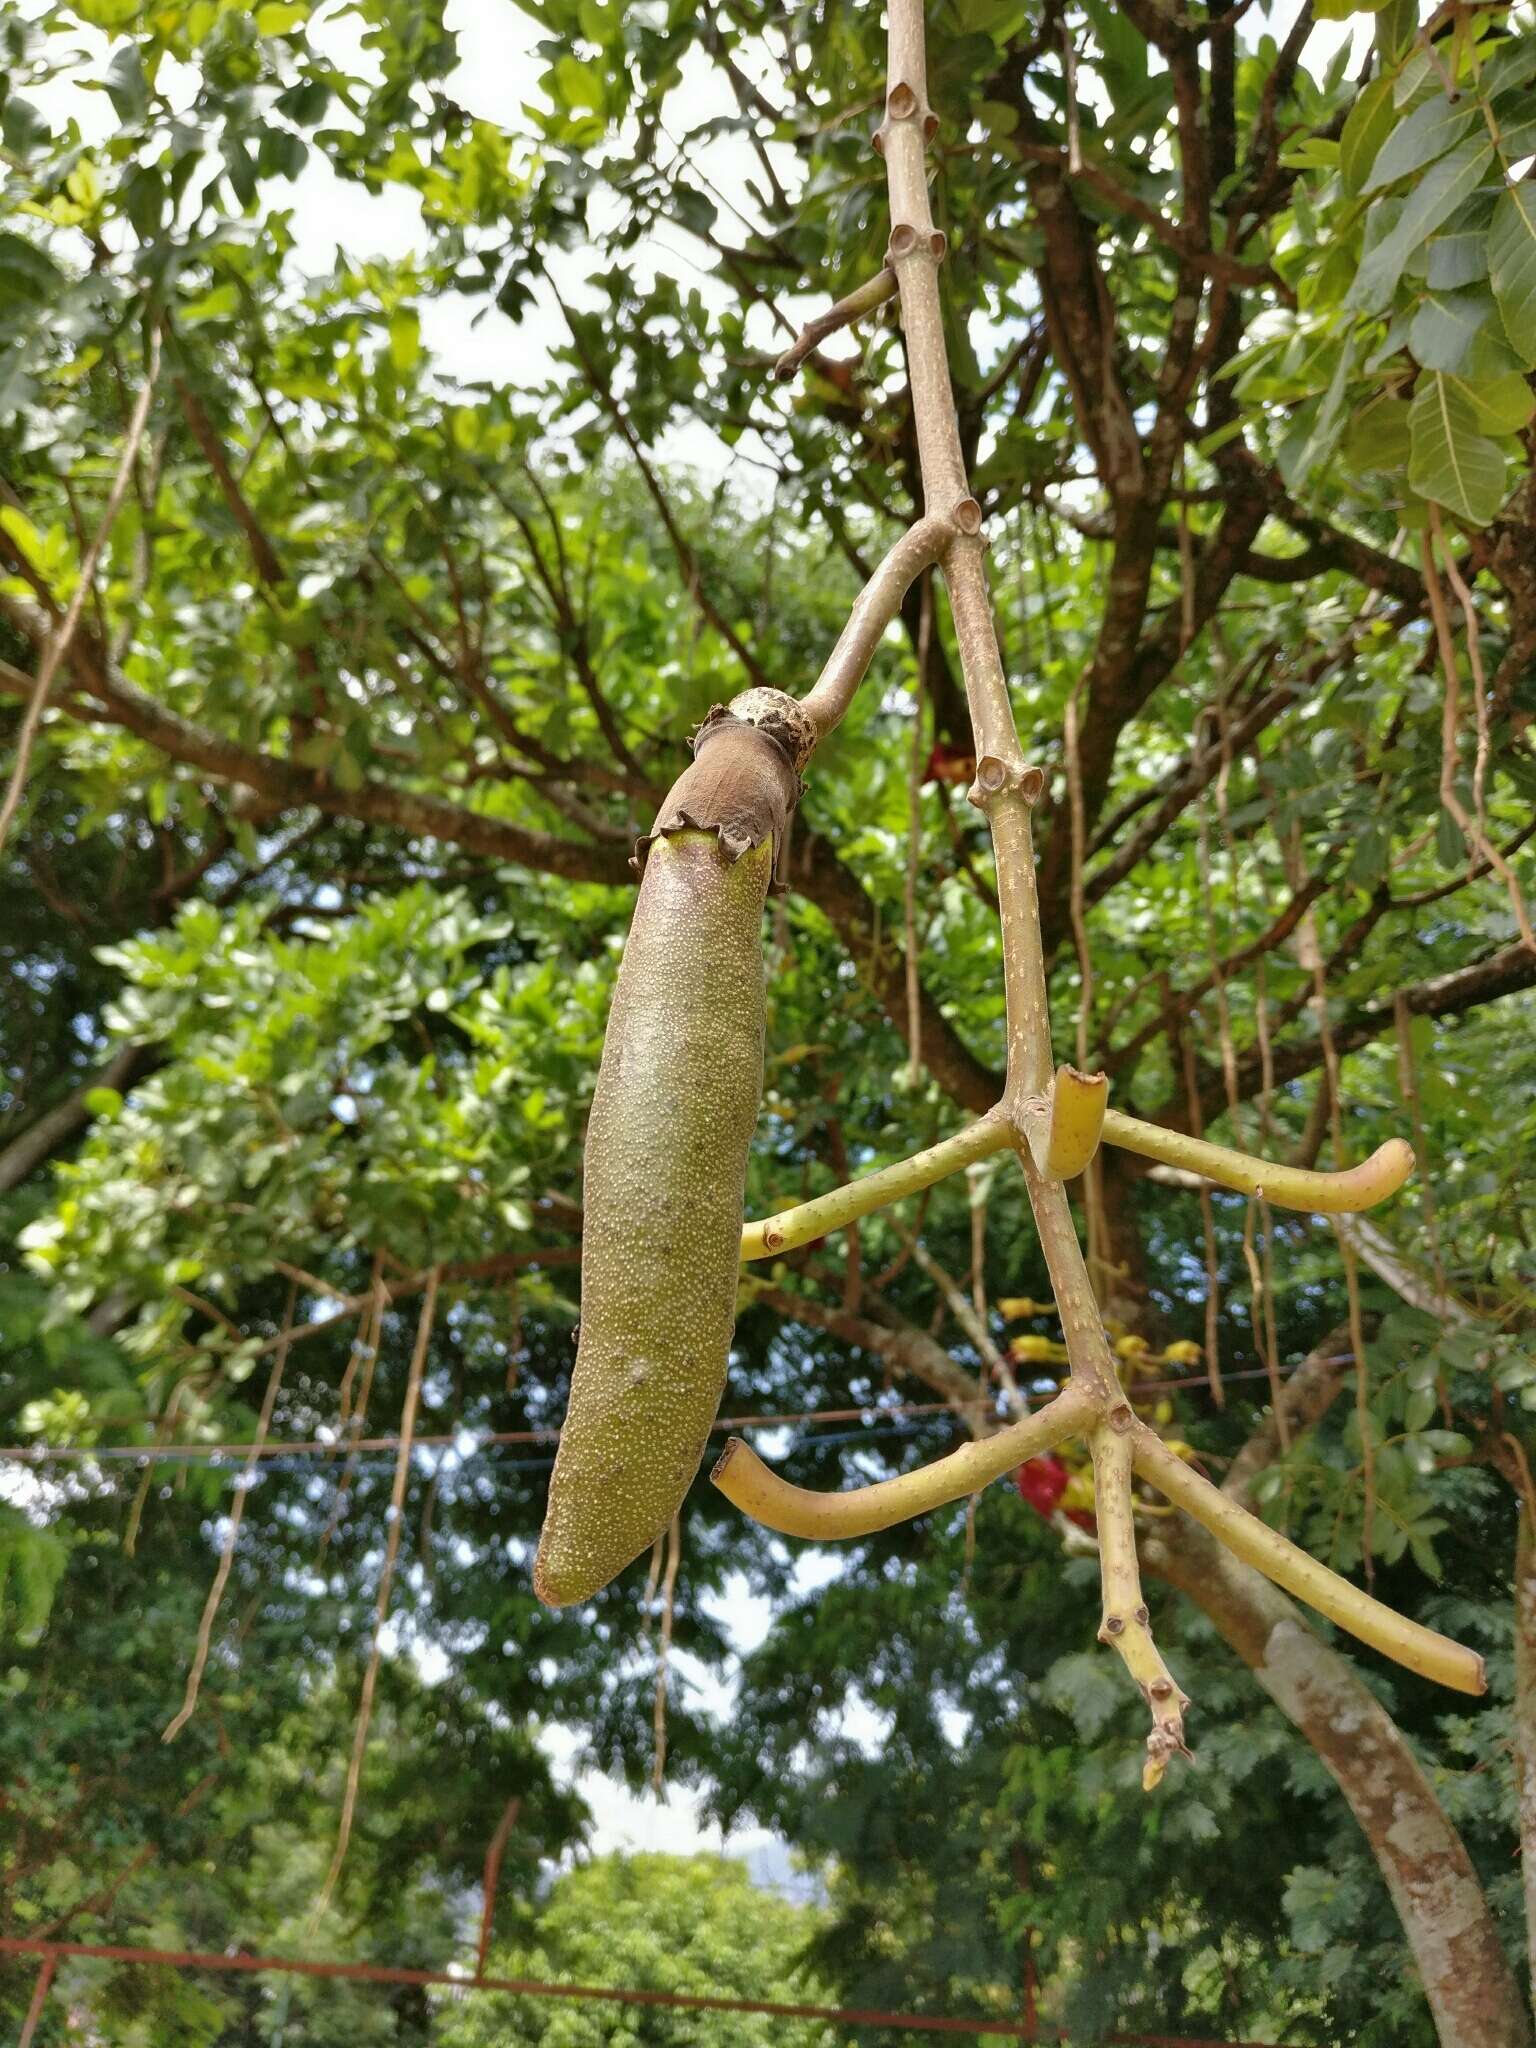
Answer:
1425;227;1489;289
1375;0;1417;60
1485;33;1536;99
1488;180;1536;364
1394;47;1439;107
1453;368;1536;433
0;230;64;308
1283;336;1357;484
104;42;148;124
388;308;421;375
1345;395;1412;471
1408;370;1509;523
1407;286;1497;370
257;128;308;181
1349;138;1496;311
255;2;308;30
74;0;141;24
551;55;607;115
1499;103;1536;162
1363;95;1478;194
83;1088;124;1119
1340;77;1397;195
1;93;50;154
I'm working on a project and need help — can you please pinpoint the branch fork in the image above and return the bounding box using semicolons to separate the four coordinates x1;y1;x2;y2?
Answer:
714;0;1485;1786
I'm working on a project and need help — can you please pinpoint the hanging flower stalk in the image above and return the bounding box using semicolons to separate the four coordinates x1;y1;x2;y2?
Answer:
536;0;1484;1782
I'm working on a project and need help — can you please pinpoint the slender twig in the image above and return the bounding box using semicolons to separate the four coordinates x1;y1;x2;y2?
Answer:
315;1267;439;1918
1090;1423;1189;1788
714;1383;1095;1538
1101;1110;1413;1212
741;1116;1007;1259
0;327;161;855
908;1237;1024;1415
1179;1025;1225;1408
17;1955;55;2048
1131;1424;1483;1695
774;267;897;381
474;1796;522;1979
1291;877;1377;1586
163;1283;298;1742
651;1513;683;1794
1423;519;1535;954
798;515;951;737
1393;992;1449;1304
904;579;931;1084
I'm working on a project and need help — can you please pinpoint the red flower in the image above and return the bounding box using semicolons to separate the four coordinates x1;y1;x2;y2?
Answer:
1014;1455;1096;1532
1014;1454;1068;1518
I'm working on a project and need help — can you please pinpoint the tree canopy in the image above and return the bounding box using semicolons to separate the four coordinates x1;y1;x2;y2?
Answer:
2;0;1536;2043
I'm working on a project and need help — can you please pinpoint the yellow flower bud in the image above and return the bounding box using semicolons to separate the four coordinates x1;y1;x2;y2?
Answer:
1010;1334;1069;1364
1061;1471;1097;1513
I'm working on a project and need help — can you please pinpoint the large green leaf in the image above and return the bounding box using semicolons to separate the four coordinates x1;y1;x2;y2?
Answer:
1339;76;1397;195
1407;287;1498;371
1488;180;1536;363
1485;32;1536;98
1363;94;1478;194
1345;395;1412;471
1424;227;1490;289
1408;371;1510;522
1445;368;1536;435
1348;138;1495;311
0;229;63;307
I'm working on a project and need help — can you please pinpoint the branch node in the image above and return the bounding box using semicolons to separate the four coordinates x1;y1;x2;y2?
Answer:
1018;1063;1108;1179
953;497;982;535
888;81;920;119
929;230;949;263
888;223;920;259
966;757;1045;812
725;686;818;771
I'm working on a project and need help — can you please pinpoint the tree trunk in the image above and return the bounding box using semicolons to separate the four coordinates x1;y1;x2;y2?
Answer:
1514;1505;1536;2014
0;1042;154;1192
1146;1516;1531;2048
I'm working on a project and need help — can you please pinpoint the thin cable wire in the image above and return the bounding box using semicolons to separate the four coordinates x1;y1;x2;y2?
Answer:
0;1364;1334;1468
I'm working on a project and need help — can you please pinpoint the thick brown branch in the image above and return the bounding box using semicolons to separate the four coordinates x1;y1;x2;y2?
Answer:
0;601;634;887
1171;941;1536;1131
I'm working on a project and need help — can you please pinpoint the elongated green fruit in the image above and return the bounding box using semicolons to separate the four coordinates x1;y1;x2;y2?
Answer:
534;706;808;1607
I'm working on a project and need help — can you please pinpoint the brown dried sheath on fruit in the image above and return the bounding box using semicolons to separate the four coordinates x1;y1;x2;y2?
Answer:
533;700;809;1608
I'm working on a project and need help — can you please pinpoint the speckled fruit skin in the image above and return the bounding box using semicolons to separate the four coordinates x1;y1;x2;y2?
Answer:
533;828;772;1607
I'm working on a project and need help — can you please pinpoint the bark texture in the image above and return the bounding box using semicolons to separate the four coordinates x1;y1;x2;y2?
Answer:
1514;1506;1536;2015
1147;1517;1531;2048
